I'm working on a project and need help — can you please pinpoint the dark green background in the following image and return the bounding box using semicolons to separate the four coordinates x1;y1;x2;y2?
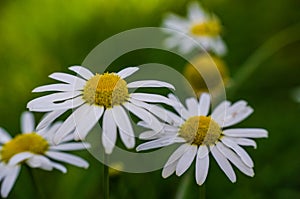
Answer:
0;0;299;198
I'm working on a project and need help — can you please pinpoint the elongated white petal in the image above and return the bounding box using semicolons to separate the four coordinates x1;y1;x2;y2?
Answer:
124;102;163;133
36;109;67;131
223;101;253;127
211;146;236;182
163;14;189;31
221;137;254;167
168;94;190;119
74;105;103;141
27;155;53;171
198;93;210;116
196;149;209;185
162;159;178;178
32;83;82;93
50;142;90;151
223;128;268;138
102;109;117;154
112;106;135;148
230;138;257;149
131;93;174;106
46;151;89;168
197;145;209;159
211;101;231;125
8;152;33;166
176;145;197;176
0;128;11;143
187;1;206;22
51;162;67;173
21;112;35;133
136;136;177;151
217;142;254;177
127;80;175;90
117;67;139;79
1;165;20;198
185;97;198;116
49;72;86;87
68;66;94;80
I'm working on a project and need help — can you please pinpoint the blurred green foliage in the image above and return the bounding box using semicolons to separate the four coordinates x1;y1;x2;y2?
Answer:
0;0;299;198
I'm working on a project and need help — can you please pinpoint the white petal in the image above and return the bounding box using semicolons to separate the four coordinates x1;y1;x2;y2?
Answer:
32;83;82;93
221;137;254;167
8;152;34;166
136;136;177;151
46;151;89;168
223;128;268;138
196;149;209;185
74;105;103;141
50;142;90;151
68;66;94;80
198;93;211;116
223;101;253;127
168;94;190;119
130;93;174;106
102;109;117;154
212;37;227;56
1;165;20;198
185;97;198;116
211;101;231;125
21;112;35;133
26;155;53;171
51;162;67;173
36;109;67;131
217;142;254;177
127;80;175;90
187;1;206;22
211;146;236;182
230;138;257;149
162;159;178;178
0;128;11;143
27;95;84;112
197;145;209;159
112;106;135;149
117;67;139;79
163;14;189;31
124;102;163;133
176;145;197;176
49;72;86;87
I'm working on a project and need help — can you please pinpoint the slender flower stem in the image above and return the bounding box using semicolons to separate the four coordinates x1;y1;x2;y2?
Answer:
103;153;109;199
229;23;300;96
175;170;192;199
26;166;45;199
199;183;206;199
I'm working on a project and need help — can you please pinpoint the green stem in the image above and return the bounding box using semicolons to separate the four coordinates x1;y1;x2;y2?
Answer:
175;170;192;199
103;154;109;199
229;23;300;96
199;183;206;199
26;166;45;199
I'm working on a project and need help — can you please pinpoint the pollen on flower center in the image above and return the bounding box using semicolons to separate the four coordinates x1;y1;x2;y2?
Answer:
190;20;221;37
0;133;49;163
179;116;222;146
82;73;129;108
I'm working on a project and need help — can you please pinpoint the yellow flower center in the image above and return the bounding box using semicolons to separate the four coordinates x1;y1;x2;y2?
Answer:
179;116;222;146
1;133;49;163
82;73;129;108
190;20;221;37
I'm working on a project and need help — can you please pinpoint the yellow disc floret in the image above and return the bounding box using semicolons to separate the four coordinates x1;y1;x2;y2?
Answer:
1;133;49;163
179;116;222;146
190;20;221;37
82;73;129;108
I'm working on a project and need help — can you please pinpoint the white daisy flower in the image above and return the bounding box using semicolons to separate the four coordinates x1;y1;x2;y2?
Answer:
137;93;268;185
27;66;175;154
0;112;90;198
162;1;227;55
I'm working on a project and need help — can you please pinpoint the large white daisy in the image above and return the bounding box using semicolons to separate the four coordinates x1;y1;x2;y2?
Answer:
0;112;89;198
27;66;174;154
137;93;268;185
162;1;227;55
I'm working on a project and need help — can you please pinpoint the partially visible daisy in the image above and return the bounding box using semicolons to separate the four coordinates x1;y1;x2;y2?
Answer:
0;112;90;198
137;93;268;185
27;66;175;154
162;1;227;55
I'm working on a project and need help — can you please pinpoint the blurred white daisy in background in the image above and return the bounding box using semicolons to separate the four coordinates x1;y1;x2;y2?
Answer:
137;93;268;185
27;66;175;154
0;112;90;198
162;1;227;56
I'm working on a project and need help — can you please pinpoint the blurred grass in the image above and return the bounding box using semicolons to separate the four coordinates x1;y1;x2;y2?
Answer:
0;0;300;198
